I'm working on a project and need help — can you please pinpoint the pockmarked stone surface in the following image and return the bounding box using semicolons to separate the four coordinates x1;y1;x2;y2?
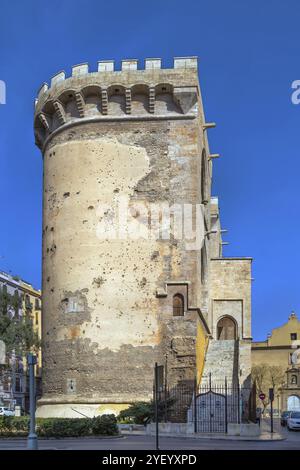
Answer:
34;57;252;417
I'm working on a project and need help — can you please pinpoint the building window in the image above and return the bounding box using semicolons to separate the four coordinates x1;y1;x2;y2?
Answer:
35;298;40;310
15;376;22;393
291;375;298;385
62;296;81;313
35;312;39;325
291;333;297;341
25;294;32;310
3;375;10;391
173;294;184;317
217;316;237;340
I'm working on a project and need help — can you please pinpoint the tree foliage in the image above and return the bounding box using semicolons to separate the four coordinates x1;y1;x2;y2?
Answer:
252;363;285;411
0;288;40;356
118;401;154;425
117;397;176;425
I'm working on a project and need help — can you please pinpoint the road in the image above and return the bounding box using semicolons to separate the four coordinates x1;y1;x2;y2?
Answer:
0;419;299;450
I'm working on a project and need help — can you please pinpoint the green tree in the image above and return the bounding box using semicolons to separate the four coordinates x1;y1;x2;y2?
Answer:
252;363;285;413
117;397;177;425
0;287;40;355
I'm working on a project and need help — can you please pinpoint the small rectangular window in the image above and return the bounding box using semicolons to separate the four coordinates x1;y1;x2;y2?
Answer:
291;333;297;341
63;296;81;313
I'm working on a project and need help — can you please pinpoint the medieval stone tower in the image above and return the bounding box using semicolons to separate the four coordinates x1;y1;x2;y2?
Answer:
34;57;252;418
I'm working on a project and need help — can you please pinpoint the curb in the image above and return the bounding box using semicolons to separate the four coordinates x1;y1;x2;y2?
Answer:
122;432;286;442
0;434;124;440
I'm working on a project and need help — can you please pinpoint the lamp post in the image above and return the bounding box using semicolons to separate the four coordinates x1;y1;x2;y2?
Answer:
154;363;159;451
27;353;38;450
269;388;274;434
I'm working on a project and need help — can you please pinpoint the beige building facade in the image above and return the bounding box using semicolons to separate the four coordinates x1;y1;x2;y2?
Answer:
0;271;42;410
252;312;300;369
252;312;300;411
34;57;252;418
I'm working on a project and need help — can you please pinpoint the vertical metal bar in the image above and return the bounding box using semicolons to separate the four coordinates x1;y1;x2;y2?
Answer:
209;380;212;433
164;357;168;423
237;382;241;424
194;376;197;433
155;362;159;450
27;354;38;450
225;377;228;433
270;397;274;434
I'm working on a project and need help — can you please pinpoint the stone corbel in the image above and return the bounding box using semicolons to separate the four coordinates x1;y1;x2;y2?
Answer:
208;154;220;161
101;88;108;115
156;287;167;298
53;100;66;125
75;91;85;118
149;86;155;113
125;88;131;114
38;113;50;131
173;87;198;114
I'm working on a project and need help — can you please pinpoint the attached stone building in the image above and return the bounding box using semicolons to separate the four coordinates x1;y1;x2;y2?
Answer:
34;57;252;418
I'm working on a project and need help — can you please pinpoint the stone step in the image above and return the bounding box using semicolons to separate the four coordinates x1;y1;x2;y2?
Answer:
201;339;238;386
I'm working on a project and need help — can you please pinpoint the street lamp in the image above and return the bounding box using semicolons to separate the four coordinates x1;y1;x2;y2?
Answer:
27;353;38;450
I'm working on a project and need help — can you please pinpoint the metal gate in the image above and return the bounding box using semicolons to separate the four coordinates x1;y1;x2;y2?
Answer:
195;389;227;433
153;371;251;433
190;377;241;433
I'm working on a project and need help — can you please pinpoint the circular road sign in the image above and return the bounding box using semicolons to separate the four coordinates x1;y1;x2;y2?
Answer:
259;393;266;400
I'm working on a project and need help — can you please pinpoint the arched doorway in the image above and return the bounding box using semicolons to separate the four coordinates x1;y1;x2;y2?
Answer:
287;395;300;411
217;316;237;340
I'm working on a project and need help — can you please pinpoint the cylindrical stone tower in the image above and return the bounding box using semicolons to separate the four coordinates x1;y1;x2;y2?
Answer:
34;57;212;417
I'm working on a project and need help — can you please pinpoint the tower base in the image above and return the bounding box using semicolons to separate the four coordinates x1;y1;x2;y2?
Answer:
36;402;130;419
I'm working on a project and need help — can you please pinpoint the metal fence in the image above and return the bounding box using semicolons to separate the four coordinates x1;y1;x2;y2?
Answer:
191;379;240;433
155;375;256;433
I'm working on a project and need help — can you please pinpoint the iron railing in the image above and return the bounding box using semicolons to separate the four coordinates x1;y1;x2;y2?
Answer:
154;375;256;433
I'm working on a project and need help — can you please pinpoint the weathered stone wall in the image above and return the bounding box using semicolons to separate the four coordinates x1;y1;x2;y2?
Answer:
35;59;213;414
209;258;252;388
210;258;252;339
34;57;253;417
209;197;222;258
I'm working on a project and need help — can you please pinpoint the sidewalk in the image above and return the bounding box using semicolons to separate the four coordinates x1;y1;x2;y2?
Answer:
120;429;285;442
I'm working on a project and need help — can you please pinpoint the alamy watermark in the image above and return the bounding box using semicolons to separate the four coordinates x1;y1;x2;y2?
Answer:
0;80;6;104
291;80;300;104
95;197;206;251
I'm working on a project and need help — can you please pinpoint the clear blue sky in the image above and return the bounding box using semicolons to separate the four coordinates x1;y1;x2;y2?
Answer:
0;0;299;341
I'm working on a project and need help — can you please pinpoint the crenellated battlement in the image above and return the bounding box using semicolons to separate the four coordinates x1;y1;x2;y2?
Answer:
37;57;198;99
34;57;200;150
